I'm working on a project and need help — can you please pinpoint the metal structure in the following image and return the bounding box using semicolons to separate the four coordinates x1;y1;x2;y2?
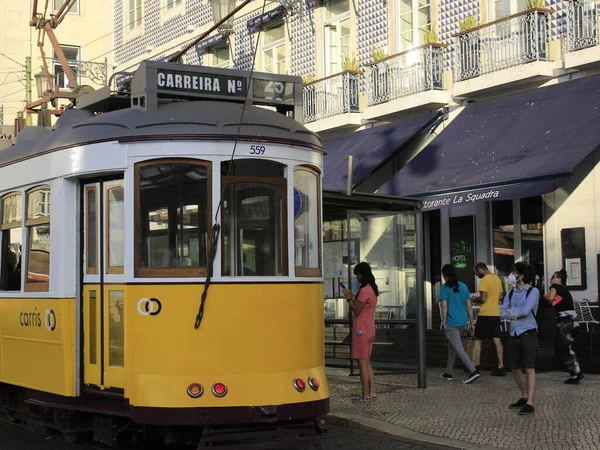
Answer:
568;0;599;52
303;71;361;123
365;44;445;107
453;8;552;82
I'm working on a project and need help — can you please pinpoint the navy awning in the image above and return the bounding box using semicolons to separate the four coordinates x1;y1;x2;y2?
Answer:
377;74;600;210
322;111;441;191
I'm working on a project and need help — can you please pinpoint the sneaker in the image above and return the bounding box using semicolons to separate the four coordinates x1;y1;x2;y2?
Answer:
440;373;453;381
463;365;480;374
509;398;528;409
519;404;535;415
462;370;480;384
564;372;585;384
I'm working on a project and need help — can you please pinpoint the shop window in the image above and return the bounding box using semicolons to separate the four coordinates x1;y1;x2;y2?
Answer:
1;193;23;291
222;160;287;277
135;160;211;277
25;186;51;292
520;196;544;291
294;167;321;277
492;200;514;290
324;0;351;76
263;22;286;74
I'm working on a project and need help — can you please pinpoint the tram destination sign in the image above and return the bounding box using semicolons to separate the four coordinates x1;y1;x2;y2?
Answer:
156;68;296;104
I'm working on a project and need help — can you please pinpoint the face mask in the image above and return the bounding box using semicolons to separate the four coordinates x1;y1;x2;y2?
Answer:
508;273;517;285
476;272;484;279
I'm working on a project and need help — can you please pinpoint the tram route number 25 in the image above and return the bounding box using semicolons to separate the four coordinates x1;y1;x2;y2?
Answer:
249;145;266;155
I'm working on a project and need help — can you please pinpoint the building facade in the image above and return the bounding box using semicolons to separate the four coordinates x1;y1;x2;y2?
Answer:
0;0;113;130
111;0;600;331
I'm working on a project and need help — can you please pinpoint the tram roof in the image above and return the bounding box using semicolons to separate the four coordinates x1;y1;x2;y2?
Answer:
0;99;322;168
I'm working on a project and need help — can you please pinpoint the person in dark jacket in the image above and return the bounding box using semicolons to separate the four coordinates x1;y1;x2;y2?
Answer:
545;269;584;385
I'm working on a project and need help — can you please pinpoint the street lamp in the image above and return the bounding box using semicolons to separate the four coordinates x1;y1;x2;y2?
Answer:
210;0;237;35
34;71;47;98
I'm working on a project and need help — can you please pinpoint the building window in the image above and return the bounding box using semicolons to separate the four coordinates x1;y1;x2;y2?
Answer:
135;160;211;277
129;0;143;30
1;193;23;291
263;22;286;74
25;186;51;292
294;167;321;277
211;43;231;68
324;0;350;76
166;0;182;9
221;160;287;277
397;0;431;52
54;45;80;90
489;0;527;20
53;0;80;14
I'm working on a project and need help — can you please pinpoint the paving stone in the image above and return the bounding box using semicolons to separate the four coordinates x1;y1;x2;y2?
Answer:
326;367;600;449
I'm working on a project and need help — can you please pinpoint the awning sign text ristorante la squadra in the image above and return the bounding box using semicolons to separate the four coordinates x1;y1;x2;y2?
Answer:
420;189;500;210
157;69;247;98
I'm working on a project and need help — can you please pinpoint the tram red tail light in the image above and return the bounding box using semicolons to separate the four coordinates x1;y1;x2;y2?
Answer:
187;383;204;398
293;378;306;392
212;383;228;398
308;377;320;391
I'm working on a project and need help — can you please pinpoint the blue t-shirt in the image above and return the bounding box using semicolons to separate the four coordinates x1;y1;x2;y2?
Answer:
440;281;470;328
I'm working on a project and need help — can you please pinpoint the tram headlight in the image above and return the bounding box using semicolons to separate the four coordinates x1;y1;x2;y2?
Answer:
187;383;204;398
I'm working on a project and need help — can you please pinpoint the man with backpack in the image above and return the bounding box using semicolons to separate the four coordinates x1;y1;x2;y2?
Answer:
500;262;540;416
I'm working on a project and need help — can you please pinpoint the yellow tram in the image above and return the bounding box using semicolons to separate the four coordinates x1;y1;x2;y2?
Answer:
0;61;329;446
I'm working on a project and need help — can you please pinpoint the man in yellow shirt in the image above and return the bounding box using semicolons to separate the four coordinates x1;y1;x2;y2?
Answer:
473;262;506;376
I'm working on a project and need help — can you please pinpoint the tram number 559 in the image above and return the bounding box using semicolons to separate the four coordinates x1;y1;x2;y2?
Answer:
249;145;266;155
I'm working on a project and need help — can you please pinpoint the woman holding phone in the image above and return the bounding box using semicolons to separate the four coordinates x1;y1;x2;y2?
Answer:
343;262;378;402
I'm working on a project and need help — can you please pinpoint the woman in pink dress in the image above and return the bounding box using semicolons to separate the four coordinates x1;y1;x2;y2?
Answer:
343;262;378;402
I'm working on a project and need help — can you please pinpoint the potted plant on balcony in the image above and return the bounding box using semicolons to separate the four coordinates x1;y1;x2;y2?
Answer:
370;46;389;104
341;52;360;112
524;0;549;61
457;15;481;79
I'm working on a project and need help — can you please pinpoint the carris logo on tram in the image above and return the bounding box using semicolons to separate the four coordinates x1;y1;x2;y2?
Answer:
137;298;162;316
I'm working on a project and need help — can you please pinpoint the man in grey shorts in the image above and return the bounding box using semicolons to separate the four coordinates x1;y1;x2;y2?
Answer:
500;262;540;415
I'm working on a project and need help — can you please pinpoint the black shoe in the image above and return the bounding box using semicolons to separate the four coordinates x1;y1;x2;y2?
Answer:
462;370;480;384
463;366;480;373
491;367;507;377
564;372;584;384
519;404;535;415
440;373;453;381
509;398;528;408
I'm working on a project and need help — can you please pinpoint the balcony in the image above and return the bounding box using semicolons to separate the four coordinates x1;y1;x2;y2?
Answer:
566;0;600;69
363;44;449;121
453;9;556;98
48;58;108;91
302;71;362;133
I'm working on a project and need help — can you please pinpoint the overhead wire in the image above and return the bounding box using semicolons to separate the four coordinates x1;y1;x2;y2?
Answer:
194;0;269;330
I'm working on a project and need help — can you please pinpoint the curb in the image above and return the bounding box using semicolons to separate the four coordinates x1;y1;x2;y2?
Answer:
325;412;500;450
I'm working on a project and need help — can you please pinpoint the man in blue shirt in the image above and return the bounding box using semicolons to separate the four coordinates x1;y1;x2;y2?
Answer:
500;262;540;416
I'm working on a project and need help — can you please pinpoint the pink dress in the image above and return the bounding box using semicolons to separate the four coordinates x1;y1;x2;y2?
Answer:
351;284;377;359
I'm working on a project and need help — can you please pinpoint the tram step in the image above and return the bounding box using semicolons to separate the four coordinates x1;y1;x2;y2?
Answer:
197;419;323;449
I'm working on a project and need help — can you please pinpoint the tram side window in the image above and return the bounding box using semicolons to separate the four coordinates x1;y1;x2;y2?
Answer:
222;160;287;277
1;193;23;291
136;161;210;277
294;168;322;277
25;186;51;292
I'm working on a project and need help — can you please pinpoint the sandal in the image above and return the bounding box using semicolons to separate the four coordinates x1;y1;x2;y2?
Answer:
351;395;372;403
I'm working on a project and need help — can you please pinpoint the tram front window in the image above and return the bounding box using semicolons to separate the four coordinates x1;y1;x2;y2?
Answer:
222;182;286;277
136;161;210;277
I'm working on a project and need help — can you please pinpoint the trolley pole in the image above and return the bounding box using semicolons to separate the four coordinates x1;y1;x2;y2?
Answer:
25;56;32;126
415;210;427;388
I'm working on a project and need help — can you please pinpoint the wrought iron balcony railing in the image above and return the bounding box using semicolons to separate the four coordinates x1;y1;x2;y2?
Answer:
568;0;599;52
453;9;552;82
303;71;361;123
47;58;108;90
365;44;445;107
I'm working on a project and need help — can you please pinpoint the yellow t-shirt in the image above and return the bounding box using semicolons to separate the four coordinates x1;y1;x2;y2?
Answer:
478;273;503;316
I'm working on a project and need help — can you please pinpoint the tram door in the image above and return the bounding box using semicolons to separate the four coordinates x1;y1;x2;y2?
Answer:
82;179;126;390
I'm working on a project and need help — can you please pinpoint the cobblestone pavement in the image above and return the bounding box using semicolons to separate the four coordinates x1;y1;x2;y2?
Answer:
326;367;600;449
0;416;445;450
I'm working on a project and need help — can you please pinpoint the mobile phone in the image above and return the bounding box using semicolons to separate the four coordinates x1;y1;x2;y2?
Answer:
339;281;347;290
